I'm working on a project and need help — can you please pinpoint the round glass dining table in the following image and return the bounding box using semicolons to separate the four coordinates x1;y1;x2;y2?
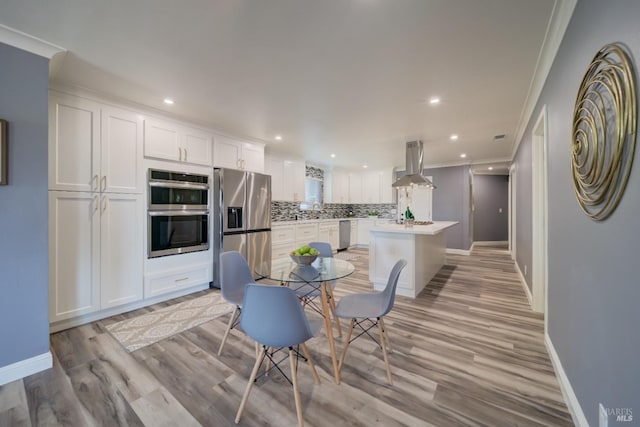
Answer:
255;256;355;384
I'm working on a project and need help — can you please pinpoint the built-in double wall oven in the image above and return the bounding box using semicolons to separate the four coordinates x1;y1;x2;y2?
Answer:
147;169;210;258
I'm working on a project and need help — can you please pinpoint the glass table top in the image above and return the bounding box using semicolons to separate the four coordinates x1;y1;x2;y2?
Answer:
257;257;355;283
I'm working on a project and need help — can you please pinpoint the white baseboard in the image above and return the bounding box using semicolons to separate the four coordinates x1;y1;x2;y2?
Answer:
446;248;470;256
545;334;589;427
515;261;533;307
0;351;52;386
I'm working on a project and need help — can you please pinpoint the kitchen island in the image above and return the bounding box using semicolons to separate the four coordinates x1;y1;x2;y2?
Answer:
369;221;459;298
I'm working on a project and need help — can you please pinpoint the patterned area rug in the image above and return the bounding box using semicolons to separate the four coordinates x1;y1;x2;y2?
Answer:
335;252;360;261
105;292;232;352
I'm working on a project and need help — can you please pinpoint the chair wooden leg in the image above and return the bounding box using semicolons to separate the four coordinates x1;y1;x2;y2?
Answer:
265;346;271;376
300;343;321;384
218;306;239;356
327;285;342;337
377;317;393;385
289;348;305;427
338;318;355;373
379;317;392;353
235;345;265;424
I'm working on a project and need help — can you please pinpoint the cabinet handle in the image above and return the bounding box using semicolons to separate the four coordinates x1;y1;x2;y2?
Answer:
175;277;189;282
178;147;182;161
183;148;188;162
242;159;245;170
102;195;107;212
93;174;99;191
101;175;107;192
93;196;99;212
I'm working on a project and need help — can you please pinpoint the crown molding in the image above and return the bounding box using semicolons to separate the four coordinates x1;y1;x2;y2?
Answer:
0;24;66;58
511;0;578;159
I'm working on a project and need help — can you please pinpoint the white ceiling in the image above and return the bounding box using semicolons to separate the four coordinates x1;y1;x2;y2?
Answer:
1;0;558;171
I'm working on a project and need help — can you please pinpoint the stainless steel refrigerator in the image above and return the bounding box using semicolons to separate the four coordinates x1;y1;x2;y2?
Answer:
212;168;272;286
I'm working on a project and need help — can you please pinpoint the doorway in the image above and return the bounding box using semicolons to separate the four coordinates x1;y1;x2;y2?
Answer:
532;106;548;315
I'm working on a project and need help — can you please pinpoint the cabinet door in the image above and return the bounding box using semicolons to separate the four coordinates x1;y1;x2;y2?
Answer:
350;221;358;246
49;191;100;322
213;135;242;169
349;173;363;203
362;172;380;203
241;142;265;172
183;127;213;167
379;169;394;203
265;157;284;201
283;160;305;202
332;171;349;203
101;106;142;194
144;119;180;162
329;225;340;249
100;193;143;309
49;94;100;192
357;219;375;245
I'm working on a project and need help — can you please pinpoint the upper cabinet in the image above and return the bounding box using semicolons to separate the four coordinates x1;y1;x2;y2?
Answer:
325;168;394;204
214;134;264;172
144;118;213;167
49;92;143;194
264;155;305;202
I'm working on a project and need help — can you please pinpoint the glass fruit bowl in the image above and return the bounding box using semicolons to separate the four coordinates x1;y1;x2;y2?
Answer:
290;254;318;265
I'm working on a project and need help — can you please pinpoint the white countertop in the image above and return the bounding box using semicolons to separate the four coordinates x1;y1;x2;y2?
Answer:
370;221;459;235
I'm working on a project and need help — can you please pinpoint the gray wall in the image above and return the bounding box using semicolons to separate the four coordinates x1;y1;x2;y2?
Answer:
472;174;508;242
512;0;640;423
0;43;50;368
422;165;471;250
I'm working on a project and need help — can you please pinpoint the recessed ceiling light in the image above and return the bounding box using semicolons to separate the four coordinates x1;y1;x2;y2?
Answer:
450;134;459;141
363;165;368;169
330;153;336;158
460;153;467;158
429;97;441;105
163;98;174;105
488;166;494;170
274;135;282;141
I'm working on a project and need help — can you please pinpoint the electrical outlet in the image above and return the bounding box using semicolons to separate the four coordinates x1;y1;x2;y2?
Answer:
599;403;608;427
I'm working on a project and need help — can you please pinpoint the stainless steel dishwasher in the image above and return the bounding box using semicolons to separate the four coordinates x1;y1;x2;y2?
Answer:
338;220;351;250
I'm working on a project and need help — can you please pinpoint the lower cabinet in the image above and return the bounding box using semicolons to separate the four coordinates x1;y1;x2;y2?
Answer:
295;223;319;247
318;222;339;251
49;191;143;322
350;220;358;247
357;219;376;246
144;264;211;298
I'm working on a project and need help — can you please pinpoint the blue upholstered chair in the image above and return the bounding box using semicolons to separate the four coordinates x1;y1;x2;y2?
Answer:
218;251;255;356
334;259;407;384
235;283;321;427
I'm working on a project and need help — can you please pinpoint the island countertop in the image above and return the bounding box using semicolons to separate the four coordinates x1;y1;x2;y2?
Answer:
370;221;459;235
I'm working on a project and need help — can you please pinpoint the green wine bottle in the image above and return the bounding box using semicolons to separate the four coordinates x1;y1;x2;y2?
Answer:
405;206;414;220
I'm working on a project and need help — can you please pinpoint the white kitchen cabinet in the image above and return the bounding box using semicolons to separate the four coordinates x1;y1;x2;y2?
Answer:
144;264;210;299
318;221;339;251
49;93;143;194
379;169;394;203
357;219;375;246
349;173;363;204
49;191;143;322
266;156;305;202
331;170;349;203
284;160;306;202
214;134;264;172
144;118;213;167
100;193;143;309
350;220;358;247
265;156;285;201
362;171;381;203
295;222;319;247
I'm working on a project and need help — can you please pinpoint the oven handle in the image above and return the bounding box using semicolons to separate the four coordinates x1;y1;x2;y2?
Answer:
148;181;209;190
148;210;209;216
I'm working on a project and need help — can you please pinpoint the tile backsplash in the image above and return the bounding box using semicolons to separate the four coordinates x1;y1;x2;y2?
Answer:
272;201;396;221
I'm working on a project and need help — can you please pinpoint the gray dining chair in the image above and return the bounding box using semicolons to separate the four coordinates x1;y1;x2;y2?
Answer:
334;259;407;384
218;251;255;356
235;283;321;427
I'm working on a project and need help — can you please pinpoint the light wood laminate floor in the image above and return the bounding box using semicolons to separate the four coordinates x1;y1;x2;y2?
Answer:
0;246;572;426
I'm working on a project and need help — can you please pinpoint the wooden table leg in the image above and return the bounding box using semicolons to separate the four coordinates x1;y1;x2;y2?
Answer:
320;280;340;384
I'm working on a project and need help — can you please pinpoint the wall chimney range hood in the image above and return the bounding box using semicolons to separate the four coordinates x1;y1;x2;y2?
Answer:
392;140;436;188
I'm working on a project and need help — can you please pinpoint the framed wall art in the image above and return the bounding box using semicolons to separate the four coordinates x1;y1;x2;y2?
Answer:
0;119;6;185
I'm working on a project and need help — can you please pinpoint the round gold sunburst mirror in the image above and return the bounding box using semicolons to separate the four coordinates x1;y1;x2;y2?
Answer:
571;43;637;221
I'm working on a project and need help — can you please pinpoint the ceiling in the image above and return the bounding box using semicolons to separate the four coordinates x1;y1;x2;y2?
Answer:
0;0;559;171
